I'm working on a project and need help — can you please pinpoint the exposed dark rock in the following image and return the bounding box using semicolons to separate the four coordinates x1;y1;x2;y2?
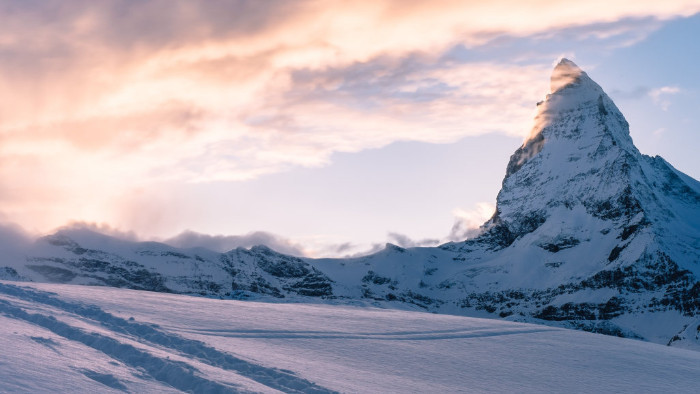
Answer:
544;262;564;268
608;245;626;262
505;131;545;178
587;186;642;220
286;275;333;297
256;254;310;278
362;271;392;285
540;237;580;252
0;267;26;281
26;265;77;283
247;275;283;298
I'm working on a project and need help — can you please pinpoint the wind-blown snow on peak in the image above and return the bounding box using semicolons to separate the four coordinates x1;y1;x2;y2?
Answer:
531;59;633;145
510;60;634;183
550;58;585;93
543;59;609;115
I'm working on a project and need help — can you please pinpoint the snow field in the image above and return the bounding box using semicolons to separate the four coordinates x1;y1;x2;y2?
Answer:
2;281;700;393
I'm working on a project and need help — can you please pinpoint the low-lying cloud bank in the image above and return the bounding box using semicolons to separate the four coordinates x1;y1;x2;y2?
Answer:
0;201;496;259
163;230;308;257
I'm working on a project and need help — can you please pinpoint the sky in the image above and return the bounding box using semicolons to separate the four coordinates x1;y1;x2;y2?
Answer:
1;1;699;257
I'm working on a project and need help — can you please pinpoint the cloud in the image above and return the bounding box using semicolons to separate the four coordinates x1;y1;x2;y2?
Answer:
608;86;651;101
0;222;33;248
649;86;681;111
0;1;698;234
163;230;400;259
0;222;38;267
163;230;307;256
448;202;497;242
387;232;441;248
330;242;356;255
55;222;140;242
0;218;354;259
528;16;666;49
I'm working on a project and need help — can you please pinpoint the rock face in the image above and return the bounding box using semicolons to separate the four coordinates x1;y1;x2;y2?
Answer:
3;59;699;348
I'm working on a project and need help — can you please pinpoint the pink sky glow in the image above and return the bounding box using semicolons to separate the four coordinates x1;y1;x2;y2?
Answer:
1;1;699;256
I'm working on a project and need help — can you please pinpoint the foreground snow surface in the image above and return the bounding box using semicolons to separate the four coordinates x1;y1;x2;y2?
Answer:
1;282;699;393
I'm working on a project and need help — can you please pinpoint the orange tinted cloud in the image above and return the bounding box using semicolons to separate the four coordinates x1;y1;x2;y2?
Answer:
0;0;698;234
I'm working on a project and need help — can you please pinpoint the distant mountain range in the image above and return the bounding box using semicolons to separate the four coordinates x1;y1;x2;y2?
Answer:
3;59;699;349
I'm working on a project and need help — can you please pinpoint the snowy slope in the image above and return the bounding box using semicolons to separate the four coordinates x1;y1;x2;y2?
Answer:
1;59;698;349
2;281;700;393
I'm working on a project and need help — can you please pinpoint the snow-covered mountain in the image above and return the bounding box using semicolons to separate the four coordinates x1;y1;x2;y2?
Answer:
2;59;699;349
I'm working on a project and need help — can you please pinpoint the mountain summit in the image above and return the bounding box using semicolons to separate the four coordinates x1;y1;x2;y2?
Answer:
550;58;586;92
3;60;699;349
490;58;645;249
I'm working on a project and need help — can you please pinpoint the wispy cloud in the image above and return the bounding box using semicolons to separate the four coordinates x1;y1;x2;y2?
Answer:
164;230;307;256
448;203;497;241
387;232;441;248
0;1;698;235
649;86;681;111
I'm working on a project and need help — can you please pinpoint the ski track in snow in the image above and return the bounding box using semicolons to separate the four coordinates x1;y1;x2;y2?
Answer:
3;281;700;393
0;282;335;394
177;326;557;341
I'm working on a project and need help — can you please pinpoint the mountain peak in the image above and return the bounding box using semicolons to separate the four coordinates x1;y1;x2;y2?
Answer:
494;58;646;242
504;60;621;180
550;58;585;93
536;59;621;136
